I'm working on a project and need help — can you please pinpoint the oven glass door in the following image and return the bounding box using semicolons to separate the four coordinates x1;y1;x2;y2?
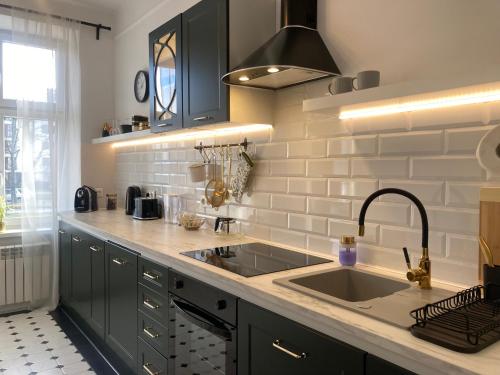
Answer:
168;294;237;374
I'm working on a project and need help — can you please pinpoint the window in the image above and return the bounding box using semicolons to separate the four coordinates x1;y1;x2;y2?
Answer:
0;37;56;221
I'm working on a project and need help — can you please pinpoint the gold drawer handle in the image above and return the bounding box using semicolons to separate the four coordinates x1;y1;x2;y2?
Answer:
72;235;81;242
90;245;102;253
143;271;159;281
112;258;126;266
143;363;160;375
58;229;66;234
143;327;160;339
143;299;160;310
272;340;307;359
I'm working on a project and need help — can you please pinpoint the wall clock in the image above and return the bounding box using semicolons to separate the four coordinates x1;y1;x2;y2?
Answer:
134;70;149;103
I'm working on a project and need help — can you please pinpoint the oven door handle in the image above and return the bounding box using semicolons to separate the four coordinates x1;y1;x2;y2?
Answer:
171;297;231;341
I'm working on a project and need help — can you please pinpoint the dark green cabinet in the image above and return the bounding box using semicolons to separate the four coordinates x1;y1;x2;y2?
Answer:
70;231;91;320
149;14;183;132
58;224;72;305
105;242;138;371
182;0;228;127
89;238;105;339
238;300;365;375
366;354;416;375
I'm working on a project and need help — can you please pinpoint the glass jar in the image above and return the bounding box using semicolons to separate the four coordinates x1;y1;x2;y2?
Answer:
339;235;357;266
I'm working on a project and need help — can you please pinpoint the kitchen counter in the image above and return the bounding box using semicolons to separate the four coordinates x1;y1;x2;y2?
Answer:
59;210;499;375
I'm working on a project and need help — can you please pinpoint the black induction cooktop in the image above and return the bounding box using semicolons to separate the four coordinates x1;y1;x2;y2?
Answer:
181;242;332;277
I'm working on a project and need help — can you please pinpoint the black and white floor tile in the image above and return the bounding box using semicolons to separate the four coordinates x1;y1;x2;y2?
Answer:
0;310;96;375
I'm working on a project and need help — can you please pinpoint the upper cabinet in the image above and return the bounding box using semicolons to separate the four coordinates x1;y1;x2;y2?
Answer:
149;0;276;133
149;15;183;132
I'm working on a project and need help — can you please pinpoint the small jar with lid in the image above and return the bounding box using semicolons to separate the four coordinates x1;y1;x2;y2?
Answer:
339;235;357;266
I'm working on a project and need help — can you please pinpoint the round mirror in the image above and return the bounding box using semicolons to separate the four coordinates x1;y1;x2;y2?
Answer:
155;33;176;114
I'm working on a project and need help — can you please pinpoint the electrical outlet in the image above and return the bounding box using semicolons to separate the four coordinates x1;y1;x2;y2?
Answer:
95;188;104;198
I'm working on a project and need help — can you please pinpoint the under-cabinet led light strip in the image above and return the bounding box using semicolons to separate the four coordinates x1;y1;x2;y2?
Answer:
111;124;273;148
338;89;500;120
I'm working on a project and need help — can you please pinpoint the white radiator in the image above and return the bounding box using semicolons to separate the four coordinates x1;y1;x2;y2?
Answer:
0;244;51;310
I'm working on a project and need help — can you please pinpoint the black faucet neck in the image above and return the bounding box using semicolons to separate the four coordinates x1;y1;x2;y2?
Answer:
358;188;429;249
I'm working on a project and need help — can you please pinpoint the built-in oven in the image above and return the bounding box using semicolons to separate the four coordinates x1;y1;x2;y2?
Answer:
168;270;238;375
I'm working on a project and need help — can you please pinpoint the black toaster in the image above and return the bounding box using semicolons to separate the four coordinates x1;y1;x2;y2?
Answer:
74;185;98;212
133;197;160;220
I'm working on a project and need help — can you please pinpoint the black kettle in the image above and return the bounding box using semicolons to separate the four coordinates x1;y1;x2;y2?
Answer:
125;186;141;215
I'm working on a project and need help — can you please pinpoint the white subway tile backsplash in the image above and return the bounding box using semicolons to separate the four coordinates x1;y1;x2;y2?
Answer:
288;214;328;235
446;234;478;262
256;209;288;228
271;194;307;212
270;159;306;176
328;178;378;199
306;159;350;177
288;139;327;158
412;206;479;235
328;135;377;156
411;156;483;179
328;219;378;244
379;180;444;205
288;178;328;196
307;197;351;218
445;182;481;208
116;79;488;286
379;226;445;257
352;200;410;226
270;228;307;248
379;131;442;155
253;177;287;193
351;158;409;178
445;126;492;154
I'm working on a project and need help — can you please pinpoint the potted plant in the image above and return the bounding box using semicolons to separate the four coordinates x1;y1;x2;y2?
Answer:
0;196;6;231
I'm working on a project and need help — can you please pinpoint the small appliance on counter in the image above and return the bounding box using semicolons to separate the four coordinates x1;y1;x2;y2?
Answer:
74;185;98;212
133;196;160;220
125;185;141;215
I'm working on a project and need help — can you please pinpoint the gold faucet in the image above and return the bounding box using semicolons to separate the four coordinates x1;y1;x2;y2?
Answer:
358;188;432;289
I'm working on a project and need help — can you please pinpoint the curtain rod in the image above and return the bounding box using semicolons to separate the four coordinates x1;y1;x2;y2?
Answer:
0;3;111;40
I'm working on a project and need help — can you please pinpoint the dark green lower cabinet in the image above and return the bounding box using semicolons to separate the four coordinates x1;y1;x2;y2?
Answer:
238;300;365;375
105;242;138;372
365;354;416;375
89;238;105;339
58;224;72;305
70;231;91;320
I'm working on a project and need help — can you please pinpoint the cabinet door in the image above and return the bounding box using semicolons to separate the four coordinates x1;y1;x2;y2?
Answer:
89;238;105;339
58;224;72;306
70;232;91;320
149;14;183;132
105;242;138;371
182;0;228;128
238;300;365;375
365;354;416;375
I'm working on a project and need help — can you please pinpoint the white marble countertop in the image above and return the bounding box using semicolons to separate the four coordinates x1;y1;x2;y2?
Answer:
59;210;499;375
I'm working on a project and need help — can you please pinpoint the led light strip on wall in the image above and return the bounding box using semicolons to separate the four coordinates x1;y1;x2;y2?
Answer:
111;124;273;149
339;89;500;120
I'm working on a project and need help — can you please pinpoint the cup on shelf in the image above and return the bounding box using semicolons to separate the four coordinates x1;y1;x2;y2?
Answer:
328;76;353;95
353;70;380;90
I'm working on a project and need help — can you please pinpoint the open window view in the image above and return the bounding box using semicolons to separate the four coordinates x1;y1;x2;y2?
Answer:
2;1;500;375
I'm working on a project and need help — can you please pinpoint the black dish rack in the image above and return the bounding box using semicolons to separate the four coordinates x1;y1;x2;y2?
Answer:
410;284;500;353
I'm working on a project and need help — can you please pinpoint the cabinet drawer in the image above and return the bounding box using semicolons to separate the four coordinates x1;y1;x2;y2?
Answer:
168;269;237;325
238;300;365;375
138;284;169;324
138;311;168;358
138;338;168;375
139;257;168;298
366;354;415;375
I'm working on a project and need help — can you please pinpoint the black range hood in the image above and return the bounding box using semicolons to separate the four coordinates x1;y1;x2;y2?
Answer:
222;0;341;90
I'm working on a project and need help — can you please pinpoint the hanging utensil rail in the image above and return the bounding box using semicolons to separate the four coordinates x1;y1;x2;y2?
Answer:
194;137;250;153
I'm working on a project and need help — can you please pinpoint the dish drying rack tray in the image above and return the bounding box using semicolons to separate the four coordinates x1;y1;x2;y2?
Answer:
410;284;500;353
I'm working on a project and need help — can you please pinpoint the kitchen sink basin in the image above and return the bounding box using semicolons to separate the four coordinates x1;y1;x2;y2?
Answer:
274;267;454;328
287;268;410;302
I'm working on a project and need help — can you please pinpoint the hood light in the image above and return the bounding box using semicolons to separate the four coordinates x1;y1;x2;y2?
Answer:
339;89;500;120
111;124;273;149
239;75;250;82
267;67;280;73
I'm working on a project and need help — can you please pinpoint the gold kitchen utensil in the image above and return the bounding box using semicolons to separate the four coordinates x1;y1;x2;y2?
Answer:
479;236;494;267
205;148;226;208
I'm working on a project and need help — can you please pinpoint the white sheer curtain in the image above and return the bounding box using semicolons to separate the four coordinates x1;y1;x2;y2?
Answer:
11;10;81;310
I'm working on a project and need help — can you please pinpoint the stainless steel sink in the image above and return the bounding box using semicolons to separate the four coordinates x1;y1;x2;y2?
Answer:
274;267;454;328
287;268;410;302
